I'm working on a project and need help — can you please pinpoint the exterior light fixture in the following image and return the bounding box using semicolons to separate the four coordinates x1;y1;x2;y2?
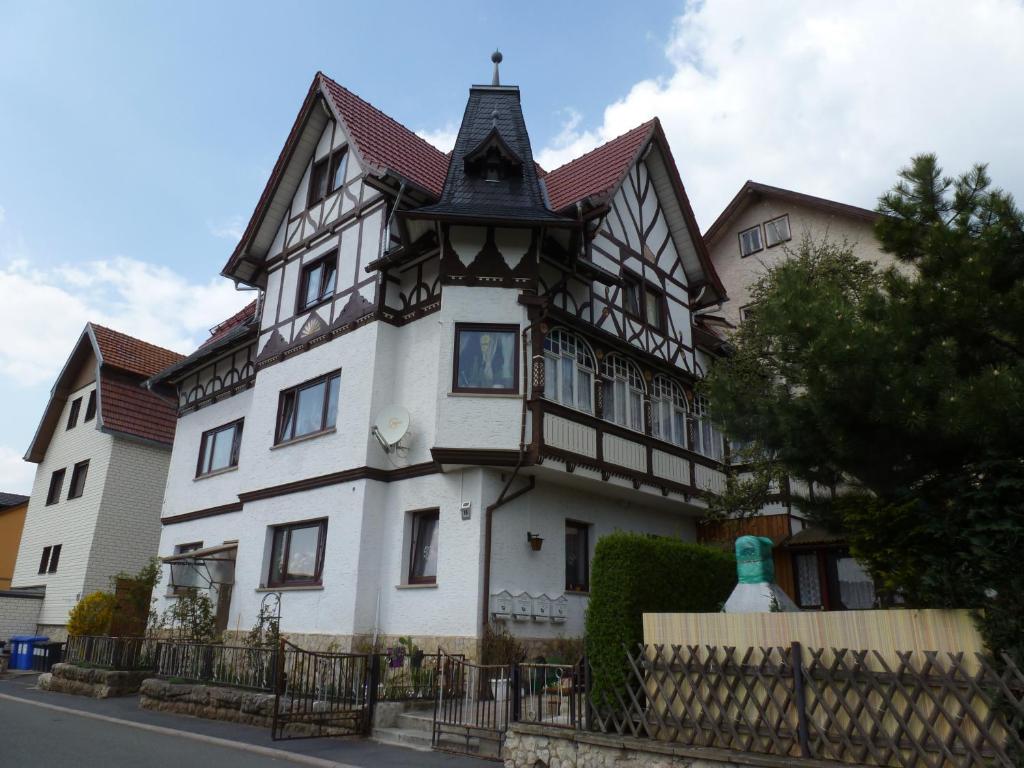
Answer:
526;532;544;552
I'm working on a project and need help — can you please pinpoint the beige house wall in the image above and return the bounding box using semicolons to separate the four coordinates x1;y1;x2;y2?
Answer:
708;197;891;327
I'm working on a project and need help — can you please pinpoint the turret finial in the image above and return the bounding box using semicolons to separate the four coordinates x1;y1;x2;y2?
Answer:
491;50;503;86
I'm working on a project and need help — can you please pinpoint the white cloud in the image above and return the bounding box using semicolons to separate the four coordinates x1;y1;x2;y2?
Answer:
0;445;34;494
416;123;459;153
0;255;250;387
0;205;6;227
536;0;1024;228
208;215;245;242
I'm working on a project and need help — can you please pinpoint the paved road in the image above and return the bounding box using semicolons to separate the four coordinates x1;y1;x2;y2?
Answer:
0;673;486;767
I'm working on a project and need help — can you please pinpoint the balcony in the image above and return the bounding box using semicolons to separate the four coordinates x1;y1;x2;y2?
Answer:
529;399;727;499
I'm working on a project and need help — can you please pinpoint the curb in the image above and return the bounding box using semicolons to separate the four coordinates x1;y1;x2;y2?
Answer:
0;692;358;768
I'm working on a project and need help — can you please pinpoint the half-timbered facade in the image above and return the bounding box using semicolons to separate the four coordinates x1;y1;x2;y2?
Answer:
150;62;733;655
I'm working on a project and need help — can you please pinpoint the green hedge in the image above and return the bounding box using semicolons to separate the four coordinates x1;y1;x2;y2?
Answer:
584;532;735;701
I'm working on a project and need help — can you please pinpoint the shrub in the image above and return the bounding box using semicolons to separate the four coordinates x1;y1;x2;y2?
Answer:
584;533;734;701
67;591;115;637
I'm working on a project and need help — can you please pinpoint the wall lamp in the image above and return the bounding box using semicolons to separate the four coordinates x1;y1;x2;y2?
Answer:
526;532;544;552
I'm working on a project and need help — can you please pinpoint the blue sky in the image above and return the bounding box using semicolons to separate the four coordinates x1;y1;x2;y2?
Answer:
2;0;1023;492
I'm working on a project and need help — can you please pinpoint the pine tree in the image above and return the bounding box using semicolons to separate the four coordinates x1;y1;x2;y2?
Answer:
704;155;1024;659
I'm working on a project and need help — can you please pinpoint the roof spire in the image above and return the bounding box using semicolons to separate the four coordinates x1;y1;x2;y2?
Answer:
491;50;503;86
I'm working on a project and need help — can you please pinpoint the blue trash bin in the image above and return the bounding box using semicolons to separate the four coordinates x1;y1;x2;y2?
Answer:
9;635;49;670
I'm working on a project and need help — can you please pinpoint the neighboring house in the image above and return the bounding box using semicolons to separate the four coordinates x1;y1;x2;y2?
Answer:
149;63;735;657
11;324;183;638
0;493;30;589
699;181;888;610
704;181;888;328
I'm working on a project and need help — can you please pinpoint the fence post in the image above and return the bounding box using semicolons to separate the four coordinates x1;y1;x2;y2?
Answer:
790;642;811;758
511;663;521;723
583;655;592;732
366;653;381;734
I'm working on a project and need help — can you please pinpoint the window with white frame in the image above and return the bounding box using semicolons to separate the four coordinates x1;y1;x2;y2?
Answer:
651;375;687;447
542;329;595;414
690;393;725;461
601;354;645;432
738;225;763;257
764;214;791;247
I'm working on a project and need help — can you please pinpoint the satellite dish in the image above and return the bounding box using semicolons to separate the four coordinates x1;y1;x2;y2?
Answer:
371;405;410;453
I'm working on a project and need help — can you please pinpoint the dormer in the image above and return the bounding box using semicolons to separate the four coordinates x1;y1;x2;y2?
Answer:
463;126;523;182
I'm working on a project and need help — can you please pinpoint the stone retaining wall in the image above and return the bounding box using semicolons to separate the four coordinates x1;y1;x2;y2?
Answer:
39;663;151;698
139;678;276;728
503;724;841;768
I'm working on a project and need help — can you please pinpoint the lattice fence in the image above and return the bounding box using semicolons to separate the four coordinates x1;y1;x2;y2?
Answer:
586;644;1024;768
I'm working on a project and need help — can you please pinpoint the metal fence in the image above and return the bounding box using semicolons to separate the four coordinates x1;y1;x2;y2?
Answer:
586;643;1024;768
433;652;512;757
376;651;455;702
63;636;159;670
515;660;586;730
155;641;279;691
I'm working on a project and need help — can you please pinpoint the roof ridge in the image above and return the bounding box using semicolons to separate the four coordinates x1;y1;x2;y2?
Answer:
319;73;448;159
88;323;185;360
545;119;657;178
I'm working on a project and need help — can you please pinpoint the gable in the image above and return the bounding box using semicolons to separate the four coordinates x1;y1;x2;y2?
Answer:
223;73;449;287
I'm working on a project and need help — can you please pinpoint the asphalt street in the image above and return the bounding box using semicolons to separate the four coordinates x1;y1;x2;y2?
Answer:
0;673;486;767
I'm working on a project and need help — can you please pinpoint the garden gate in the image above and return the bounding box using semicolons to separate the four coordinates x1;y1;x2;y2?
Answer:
432;651;511;758
271;639;378;740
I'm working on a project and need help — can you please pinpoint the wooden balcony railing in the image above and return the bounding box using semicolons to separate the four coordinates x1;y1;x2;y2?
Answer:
530;399;727;498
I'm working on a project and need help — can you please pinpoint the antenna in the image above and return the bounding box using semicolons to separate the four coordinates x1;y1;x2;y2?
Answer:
371;405;410;454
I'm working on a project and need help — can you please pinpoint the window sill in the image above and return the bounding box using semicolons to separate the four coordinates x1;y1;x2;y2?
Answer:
297;294;334;316
256;585;324;593
194;465;238;481
565;589;590;596
395;583;438;590
271;427;337;450
448;392;521;399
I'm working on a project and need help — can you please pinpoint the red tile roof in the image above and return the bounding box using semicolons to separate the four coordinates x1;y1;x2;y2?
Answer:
321;75;450;198
201;300;257;349
99;372;179;445
543;121;656;212
91;325;184;378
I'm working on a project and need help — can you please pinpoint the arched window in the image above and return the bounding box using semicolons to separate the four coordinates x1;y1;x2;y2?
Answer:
542;329;596;414
651;375;687;447
690;393;725;461
600;354;645;432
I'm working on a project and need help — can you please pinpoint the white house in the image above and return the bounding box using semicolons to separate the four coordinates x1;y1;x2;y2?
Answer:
12;324;183;638
149;62;734;657
698;181;888;610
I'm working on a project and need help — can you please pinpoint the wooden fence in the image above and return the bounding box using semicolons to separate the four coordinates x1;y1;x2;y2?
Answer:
588;643;1024;768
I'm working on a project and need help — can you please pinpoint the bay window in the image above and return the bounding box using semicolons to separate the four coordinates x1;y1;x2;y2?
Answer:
689;393;725;461
601;354;645;432
651;375;688;447
542;329;595;414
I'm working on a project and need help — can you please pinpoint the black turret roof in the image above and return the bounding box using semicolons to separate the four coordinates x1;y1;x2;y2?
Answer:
412;85;570;225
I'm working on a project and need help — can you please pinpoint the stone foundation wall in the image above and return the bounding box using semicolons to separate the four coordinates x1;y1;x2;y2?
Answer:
39;663;150;698
503;724;816;768
139;678;276;728
219;630;481;659
36;624;68;643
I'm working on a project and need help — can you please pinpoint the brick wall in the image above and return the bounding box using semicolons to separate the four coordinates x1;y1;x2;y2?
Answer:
0;592;44;643
84;437;171;597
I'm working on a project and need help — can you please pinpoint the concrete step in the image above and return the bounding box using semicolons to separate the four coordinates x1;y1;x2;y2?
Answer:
372;724;501;759
371;726;434;752
396;711;433;733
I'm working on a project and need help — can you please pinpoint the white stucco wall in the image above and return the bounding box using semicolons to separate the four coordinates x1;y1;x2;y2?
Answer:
489;476;699;640
12;382;113;625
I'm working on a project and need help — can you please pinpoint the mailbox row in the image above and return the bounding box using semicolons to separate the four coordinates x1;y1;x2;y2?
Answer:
490;591;569;622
